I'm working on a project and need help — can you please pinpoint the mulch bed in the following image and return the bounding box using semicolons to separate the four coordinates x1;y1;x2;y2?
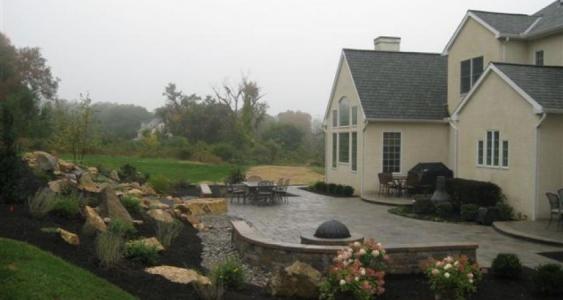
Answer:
0;204;282;300
299;187;353;198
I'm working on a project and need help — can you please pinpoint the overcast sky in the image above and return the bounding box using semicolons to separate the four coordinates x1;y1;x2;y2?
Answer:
1;0;551;117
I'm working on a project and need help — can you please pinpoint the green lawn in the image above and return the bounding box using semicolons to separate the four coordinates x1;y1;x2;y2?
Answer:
0;238;135;300
63;154;241;183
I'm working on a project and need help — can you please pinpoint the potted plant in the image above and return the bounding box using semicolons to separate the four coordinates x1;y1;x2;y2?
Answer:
320;239;388;300
425;255;481;300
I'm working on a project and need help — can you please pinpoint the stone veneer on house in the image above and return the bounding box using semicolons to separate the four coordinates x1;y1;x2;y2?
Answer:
231;220;478;274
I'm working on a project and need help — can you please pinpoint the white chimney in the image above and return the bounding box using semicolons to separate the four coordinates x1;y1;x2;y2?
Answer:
374;36;401;51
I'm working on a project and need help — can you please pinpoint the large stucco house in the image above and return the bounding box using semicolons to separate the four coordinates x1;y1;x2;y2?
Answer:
324;1;563;220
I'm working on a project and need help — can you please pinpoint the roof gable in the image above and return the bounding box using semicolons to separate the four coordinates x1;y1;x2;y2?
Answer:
452;63;563;119
343;49;447;121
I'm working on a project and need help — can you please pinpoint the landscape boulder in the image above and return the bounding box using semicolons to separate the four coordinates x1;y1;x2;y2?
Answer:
57;228;80;246
109;170;120;181
174;198;227;216
145;266;210;285
128;237;164;252
269;261;322;299
58;159;76;173
147;208;174;224
84;205;107;233
33;151;59;172
79;173;102;193
98;186;134;226
48;179;71;193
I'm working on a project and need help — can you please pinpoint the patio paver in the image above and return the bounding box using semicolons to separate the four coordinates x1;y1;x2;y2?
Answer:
228;187;563;268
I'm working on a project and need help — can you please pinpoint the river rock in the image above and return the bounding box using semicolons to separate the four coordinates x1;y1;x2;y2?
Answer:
269;261;322;299
57;228;80;246
147;208;174;223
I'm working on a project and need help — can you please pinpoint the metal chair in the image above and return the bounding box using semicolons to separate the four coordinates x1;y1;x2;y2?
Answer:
378;173;388;194
256;181;275;205
546;192;563;228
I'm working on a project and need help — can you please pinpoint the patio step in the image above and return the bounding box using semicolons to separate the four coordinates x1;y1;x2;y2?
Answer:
493;221;563;246
361;195;414;207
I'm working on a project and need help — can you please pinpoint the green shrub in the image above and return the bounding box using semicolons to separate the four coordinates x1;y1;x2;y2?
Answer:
155;220;183;248
108;219;137;237
327;184;337;194
51;193;81;219
192;150;223;164
212;143;237;162
446;178;503;209
435;202;453;218
125;240;159;265
342;186;354;197
460;204;480;221
120;195;141;214
225;168;245;184
149;175;172;194
194;277;224;300
413;197;435;215
312;181;327;192
533;264;563;295
491;253;522;279
334;184;344;195
95;230;124;268
211;256;246;290
118;164;149;184
28;188;56;218
496;201;514;221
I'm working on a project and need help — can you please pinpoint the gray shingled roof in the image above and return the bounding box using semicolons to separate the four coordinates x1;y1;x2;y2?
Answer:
469;1;563;38
343;49;447;120
494;63;563;111
470;11;538;35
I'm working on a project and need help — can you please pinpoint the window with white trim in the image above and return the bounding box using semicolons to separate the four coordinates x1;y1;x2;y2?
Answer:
338;132;349;163
332;110;337;127
351;106;358;126
339;98;350;126
351;132;357;171
383;132;401;173
478;130;508;168
535;50;544;66
332;133;337;168
460;56;483;94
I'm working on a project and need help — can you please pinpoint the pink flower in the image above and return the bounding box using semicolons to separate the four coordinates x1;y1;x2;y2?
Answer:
431;268;440;276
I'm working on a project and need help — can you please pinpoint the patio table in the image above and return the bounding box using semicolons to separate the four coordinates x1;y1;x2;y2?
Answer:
242;181;277;204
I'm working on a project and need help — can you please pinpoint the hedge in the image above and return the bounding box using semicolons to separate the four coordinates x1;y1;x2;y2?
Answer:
446;178;503;209
309;181;354;197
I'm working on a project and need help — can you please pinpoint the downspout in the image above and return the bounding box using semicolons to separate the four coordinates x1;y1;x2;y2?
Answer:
533;113;547;221
322;123;328;183
449;120;459;176
360;119;368;198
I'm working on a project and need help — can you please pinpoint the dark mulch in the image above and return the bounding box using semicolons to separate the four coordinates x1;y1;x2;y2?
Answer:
379;268;561;300
388;206;466;224
538;251;563;262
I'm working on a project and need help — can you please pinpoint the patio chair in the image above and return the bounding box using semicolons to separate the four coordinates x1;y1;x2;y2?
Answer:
546;192;563;228
379;173;399;196
274;178;289;204
246;175;262;182
378;173;388;194
256;181;275;205
402;172;419;196
226;183;247;204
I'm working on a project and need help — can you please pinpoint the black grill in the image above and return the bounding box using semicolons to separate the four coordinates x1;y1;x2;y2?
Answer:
408;162;453;188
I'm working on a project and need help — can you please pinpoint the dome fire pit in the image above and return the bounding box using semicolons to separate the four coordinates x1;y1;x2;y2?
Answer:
300;220;364;246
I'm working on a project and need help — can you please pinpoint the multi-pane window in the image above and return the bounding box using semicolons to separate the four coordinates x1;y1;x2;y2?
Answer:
383;132;401;173
332;133;337;168
535;50;544;66
339;98;350;126
351;106;358;126
332;110;337;127
338;132;349;163
351;132;357;171
460;56;484;94
477;140;484;165
502;140;509;167
477;131;508;168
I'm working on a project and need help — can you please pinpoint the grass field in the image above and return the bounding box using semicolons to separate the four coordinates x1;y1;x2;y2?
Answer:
62;154;324;185
64;154;239;183
0;238;135;300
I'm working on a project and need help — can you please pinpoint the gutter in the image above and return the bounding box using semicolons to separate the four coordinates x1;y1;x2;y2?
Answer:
366;118;449;124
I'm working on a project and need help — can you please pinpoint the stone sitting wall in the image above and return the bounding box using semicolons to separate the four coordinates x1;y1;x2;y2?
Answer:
231;220;478;274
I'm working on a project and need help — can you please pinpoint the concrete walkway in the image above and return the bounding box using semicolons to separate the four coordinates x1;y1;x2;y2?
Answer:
228;187;563;268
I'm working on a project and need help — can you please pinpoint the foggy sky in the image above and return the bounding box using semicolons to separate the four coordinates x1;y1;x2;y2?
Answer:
1;0;550;117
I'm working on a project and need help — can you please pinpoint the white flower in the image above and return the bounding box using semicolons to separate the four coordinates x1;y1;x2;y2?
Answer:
372;250;380;256
444;272;450;278
467;273;474;279
431;269;440;276
360;268;366;276
339;279;346;286
353;242;361;247
377;242;382;247
444;264;452;270
358;249;366;255
454;261;459;266
354;277;359;281
469;279;474;284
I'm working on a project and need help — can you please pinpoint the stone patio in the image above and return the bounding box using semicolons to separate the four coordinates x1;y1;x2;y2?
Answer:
228;187;563;268
493;220;563;246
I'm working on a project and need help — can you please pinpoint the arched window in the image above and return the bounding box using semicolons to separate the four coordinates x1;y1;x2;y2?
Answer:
339;97;350;126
